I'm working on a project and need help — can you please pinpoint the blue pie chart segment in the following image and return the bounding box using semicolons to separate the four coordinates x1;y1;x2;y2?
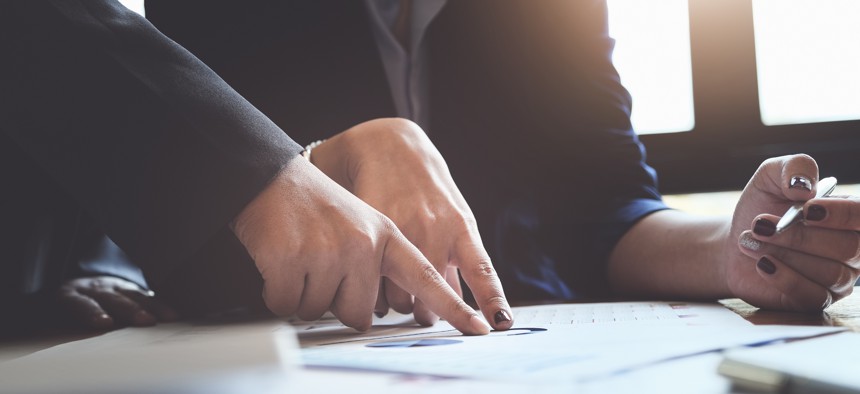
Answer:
366;339;463;348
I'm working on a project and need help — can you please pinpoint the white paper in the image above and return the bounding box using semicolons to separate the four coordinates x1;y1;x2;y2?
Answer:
0;320;299;393
297;301;844;383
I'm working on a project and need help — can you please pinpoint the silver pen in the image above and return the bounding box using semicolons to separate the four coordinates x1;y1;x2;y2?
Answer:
775;176;837;233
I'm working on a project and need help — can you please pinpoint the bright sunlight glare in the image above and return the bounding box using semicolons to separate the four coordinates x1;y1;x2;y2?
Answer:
753;0;860;126
607;0;695;135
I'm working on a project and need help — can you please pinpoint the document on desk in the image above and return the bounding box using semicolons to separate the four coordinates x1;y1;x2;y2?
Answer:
0;320;299;394
298;301;844;383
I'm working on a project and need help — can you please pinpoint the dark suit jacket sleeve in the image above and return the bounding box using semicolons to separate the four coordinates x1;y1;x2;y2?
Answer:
0;1;303;281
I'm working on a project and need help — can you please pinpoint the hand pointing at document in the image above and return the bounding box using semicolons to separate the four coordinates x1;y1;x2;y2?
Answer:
232;149;492;335
310;118;514;331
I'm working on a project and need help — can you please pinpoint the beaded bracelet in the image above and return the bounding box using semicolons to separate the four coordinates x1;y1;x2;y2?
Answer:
300;139;327;162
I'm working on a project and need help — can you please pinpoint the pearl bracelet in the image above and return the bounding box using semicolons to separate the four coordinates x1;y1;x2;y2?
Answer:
300;139;327;162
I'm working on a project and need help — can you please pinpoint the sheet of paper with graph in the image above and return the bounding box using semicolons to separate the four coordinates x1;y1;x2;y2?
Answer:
297;301;843;383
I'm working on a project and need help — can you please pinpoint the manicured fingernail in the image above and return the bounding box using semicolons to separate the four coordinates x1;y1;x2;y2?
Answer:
374;310;387;318
790;176;812;191
494;310;512;324
757;257;776;274
805;204;826;221
469;314;491;335
753;218;776;236
739;232;762;251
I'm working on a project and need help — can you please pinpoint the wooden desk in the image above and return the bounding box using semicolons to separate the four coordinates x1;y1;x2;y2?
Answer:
721;292;860;332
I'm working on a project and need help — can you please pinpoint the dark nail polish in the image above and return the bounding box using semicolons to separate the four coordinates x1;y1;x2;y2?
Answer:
805;204;826;221
753;218;776;236
494;310;511;324
790;176;812;191
757;257;776;274
374;310;387;318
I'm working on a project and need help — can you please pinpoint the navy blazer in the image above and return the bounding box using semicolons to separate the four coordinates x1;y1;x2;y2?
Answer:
146;0;668;301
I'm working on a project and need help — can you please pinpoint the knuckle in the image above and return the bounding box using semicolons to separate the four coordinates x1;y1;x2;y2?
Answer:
362;118;422;142
454;213;479;232
482;294;508;308
418;263;444;286
378;215;399;235
449;298;473;317
469;258;497;279
345;226;384;261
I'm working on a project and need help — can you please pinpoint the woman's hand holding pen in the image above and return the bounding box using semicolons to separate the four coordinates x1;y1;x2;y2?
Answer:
310;118;514;330
727;154;860;311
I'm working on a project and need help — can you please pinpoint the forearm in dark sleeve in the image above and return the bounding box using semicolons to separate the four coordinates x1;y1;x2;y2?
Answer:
0;1;303;280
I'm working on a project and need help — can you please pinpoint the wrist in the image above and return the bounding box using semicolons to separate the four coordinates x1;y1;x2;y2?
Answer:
300;139;327;164
231;156;308;247
713;219;738;298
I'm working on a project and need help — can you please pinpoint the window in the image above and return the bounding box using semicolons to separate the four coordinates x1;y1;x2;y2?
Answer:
753;0;860;126
608;0;860;193
607;0;695;135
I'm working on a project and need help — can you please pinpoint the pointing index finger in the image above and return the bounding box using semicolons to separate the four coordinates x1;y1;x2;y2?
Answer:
453;236;514;330
381;232;490;335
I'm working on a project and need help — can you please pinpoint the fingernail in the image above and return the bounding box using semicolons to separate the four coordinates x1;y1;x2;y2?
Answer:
757;257;777;275
469;314;491;335
790;176;812;191
374;310;387;318
753;218;776;236
739;232;762;251
805;204;826;221
494;310;512;324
